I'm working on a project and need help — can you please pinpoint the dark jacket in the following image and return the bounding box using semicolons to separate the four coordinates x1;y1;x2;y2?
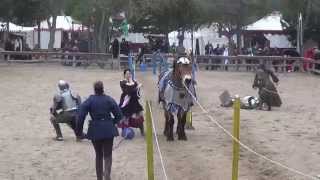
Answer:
77;94;123;140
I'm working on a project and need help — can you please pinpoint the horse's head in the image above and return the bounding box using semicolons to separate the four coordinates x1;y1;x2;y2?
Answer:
173;57;193;87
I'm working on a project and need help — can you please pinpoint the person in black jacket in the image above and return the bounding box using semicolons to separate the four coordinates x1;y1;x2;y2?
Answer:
77;81;123;180
118;69;144;136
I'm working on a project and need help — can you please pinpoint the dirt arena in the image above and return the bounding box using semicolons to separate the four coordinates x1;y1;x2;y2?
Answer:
0;63;319;180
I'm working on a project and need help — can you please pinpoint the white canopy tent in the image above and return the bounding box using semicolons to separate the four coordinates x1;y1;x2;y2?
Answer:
39;16;83;31
1;16;84;50
1;16;82;32
0;22;34;32
246;13;285;31
169;26;230;55
32;16;84;49
245;12;293;48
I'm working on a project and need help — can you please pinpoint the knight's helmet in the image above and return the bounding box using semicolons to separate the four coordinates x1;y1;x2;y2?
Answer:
58;80;77;111
58;80;69;91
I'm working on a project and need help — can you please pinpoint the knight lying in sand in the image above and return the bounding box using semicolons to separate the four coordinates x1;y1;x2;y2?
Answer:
220;90;260;110
220;64;282;111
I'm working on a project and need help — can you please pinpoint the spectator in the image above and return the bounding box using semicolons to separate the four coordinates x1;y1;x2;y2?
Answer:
112;39;119;58
314;49;320;70
195;39;200;56
304;47;316;71
205;42;210;55
136;45;145;64
213;44;220;55
170;43;177;54
120;38;129;55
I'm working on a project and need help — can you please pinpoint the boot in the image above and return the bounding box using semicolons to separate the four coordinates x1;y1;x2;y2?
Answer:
139;125;145;136
50;116;63;141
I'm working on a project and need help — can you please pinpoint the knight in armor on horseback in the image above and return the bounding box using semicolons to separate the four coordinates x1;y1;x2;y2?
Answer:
158;54;197;141
49;80;83;141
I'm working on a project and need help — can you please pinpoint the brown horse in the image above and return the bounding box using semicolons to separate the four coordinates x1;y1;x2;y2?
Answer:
158;57;196;141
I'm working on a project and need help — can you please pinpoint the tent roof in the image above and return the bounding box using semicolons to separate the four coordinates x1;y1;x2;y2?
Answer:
0;16;84;32
0;22;34;32
40;16;83;30
246;12;285;31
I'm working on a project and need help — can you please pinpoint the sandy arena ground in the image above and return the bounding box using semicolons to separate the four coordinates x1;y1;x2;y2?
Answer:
0;63;319;180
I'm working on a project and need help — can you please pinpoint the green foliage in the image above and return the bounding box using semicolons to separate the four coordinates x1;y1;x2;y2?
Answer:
281;0;320;45
129;0;205;34
7;0;320;51
66;0;130;52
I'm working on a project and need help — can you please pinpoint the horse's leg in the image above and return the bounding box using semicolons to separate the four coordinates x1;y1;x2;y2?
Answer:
177;111;187;141
165;111;174;141
163;110;169;136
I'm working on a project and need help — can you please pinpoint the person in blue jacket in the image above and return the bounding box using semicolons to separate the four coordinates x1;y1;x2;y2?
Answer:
76;81;123;180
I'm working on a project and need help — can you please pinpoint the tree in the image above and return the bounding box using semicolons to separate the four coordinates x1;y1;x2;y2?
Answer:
67;0;130;53
280;0;320;47
198;0;272;52
129;0;273;51
34;0;69;50
0;0;43;46
129;0;205;47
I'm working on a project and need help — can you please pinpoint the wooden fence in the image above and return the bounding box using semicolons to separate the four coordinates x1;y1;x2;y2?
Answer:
0;51;319;74
196;55;320;74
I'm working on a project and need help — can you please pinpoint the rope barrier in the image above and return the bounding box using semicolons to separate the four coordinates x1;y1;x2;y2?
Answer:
148;102;169;180
183;83;319;180
112;137;126;151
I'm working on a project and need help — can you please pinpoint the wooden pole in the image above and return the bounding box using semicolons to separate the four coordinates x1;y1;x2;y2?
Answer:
232;97;240;180
145;101;154;180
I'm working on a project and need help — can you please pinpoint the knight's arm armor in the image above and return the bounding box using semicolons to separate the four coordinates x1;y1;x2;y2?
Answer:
72;94;82;107
50;94;63;116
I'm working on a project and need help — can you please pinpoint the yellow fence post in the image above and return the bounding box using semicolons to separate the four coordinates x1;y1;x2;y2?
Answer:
145;101;154;180
232;97;241;180
186;110;195;130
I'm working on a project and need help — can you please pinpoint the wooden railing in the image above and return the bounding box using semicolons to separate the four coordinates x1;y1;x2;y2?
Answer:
196;55;320;74
1;51;319;74
0;51;114;68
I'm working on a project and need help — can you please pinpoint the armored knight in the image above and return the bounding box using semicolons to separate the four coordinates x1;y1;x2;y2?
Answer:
50;80;83;141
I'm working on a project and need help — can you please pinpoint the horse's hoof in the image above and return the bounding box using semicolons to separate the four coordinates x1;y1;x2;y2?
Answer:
178;136;187;141
185;125;195;130
163;131;168;136
167;137;174;141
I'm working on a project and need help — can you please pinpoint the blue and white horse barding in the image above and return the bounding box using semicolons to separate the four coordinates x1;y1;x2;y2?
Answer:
158;56;197;141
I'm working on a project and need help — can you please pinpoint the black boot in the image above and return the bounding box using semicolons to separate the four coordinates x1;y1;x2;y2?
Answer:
139;124;145;136
104;155;112;180
50;116;63;141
